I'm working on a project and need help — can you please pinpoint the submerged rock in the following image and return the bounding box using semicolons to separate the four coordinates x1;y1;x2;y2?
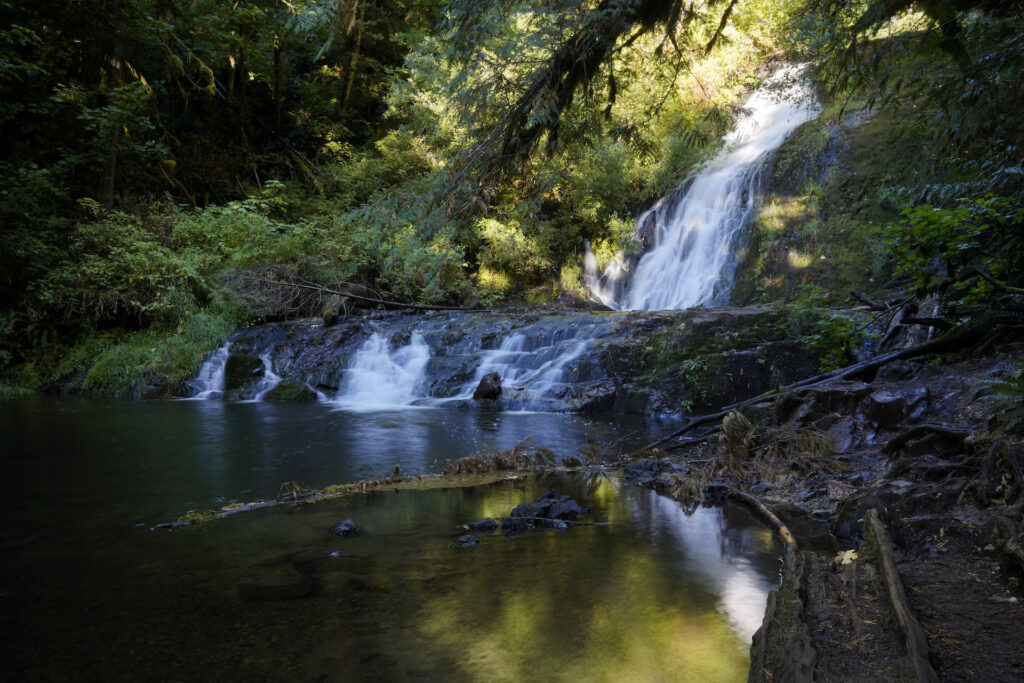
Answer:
500;517;528;534
330;519;357;537
455;534;480;548
467;518;498;532
473;372;502;400
506;490;590;524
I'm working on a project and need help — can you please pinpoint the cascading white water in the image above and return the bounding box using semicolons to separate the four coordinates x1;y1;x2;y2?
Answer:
583;240;627;310
189;342;231;399
587;65;820;311
333;332;431;410
453;321;610;409
249;354;282;401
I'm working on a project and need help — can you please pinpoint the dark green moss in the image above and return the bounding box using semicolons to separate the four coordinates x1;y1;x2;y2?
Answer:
262;379;318;402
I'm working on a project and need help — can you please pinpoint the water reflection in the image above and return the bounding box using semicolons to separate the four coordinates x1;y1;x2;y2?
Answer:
1;402;782;682
638;490;782;643
0;399;656;526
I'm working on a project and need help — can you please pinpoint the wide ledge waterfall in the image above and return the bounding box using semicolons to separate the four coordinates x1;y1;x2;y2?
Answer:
191;65;818;411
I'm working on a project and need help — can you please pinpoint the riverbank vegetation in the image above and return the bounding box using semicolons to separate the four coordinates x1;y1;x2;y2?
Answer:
1;0;1022;395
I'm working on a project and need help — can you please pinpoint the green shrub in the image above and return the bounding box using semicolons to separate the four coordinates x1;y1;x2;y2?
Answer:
787;285;861;371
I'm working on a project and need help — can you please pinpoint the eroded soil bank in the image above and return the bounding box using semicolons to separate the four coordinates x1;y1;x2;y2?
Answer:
623;354;1024;681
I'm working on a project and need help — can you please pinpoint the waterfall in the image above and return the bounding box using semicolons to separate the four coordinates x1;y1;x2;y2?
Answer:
589;64;820;311
450;319;613;410
332;332;431;410
250;354;282;401
583;240;626;310
189;342;231;399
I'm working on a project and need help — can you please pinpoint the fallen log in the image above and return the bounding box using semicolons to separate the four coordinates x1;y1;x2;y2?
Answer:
878;300;917;350
728;488;799;553
864;509;938;683
850;289;905;311
241;273;488;312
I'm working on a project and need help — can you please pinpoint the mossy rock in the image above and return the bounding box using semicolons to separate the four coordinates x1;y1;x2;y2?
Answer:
262;379;318;402
224;353;264;392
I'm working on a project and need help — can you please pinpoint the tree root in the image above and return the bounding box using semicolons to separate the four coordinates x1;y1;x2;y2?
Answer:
864;509;938;683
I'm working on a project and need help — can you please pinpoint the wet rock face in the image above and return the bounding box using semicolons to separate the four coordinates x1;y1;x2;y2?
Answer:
200;306;821;414
472;372;502;400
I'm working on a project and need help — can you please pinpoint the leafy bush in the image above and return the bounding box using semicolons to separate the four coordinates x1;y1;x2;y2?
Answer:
787;285;861;370
887;195;1024;301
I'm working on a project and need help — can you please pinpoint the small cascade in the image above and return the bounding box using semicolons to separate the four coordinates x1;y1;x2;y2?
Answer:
589;64;820;311
583;240;626;309
189;343;231;399
452;319;613;409
250;354;282;401
333;332;431;410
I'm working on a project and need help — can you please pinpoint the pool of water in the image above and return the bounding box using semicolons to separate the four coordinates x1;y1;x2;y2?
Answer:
0;400;782;681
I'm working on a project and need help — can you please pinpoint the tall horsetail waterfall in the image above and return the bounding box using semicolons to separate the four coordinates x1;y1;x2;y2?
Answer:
585;64;820;310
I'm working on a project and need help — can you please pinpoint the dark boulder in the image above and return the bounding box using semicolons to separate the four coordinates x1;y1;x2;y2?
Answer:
473;372;502;400
509;503;534;518
330;519;356;537
455;534;480;548
506;490;590;525
547;497;588;521
860;388;929;428
468;518;498;532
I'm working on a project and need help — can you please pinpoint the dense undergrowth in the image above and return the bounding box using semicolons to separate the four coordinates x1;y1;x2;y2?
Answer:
1;0;1022;396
